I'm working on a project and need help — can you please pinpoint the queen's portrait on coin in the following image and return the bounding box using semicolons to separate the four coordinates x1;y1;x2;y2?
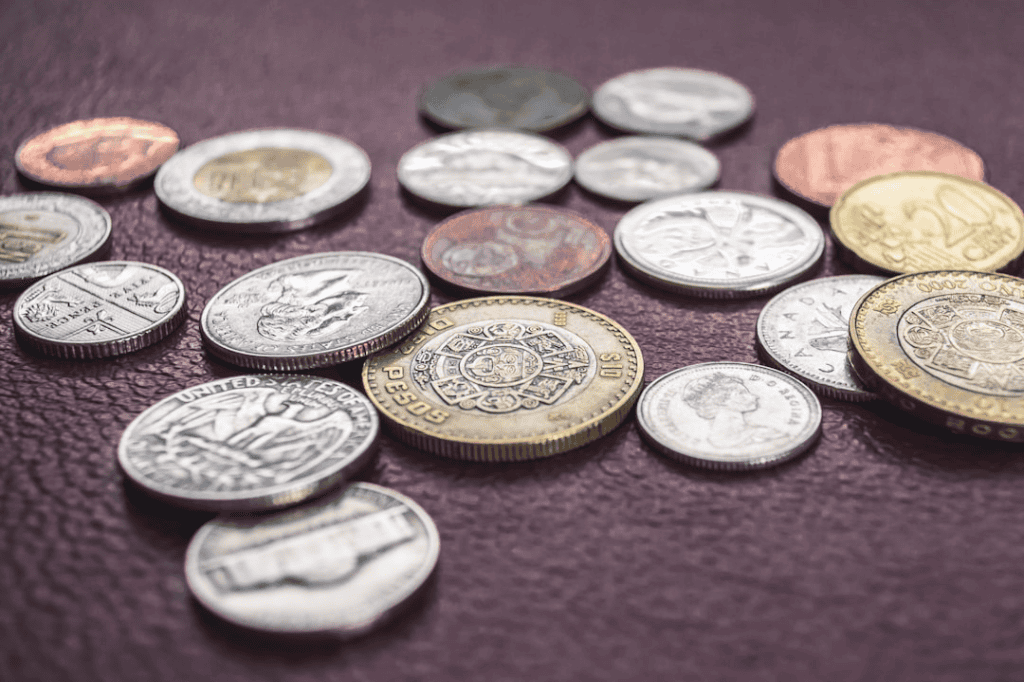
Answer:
682;373;785;449
257;270;369;341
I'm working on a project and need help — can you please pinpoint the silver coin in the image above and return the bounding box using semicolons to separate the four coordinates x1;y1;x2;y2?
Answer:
614;191;825;298
13;260;187;359
756;275;885;401
0;193;112;289
200;252;430;371
397;129;573;207
592;67;755;140
154;128;371;232
119;375;379;511
574;136;720;202
185;481;440;635
637;362;822;470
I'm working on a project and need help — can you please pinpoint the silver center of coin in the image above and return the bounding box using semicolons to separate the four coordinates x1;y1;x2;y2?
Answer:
574;136;720;202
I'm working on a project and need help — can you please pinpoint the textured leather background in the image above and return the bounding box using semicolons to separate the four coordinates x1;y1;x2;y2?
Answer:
3;1;1024;680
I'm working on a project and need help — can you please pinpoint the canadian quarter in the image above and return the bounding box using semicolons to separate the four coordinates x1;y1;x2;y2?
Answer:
575;136;720;202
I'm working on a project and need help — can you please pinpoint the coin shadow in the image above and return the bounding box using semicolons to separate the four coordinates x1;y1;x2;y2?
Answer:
415;113;590;143
398;184;573;220
769;174;829;223
15;171;159;199
121;479;216;546
614;264;764;314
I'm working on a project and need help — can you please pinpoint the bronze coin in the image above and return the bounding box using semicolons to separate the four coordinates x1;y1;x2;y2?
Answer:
421;205;611;296
773;123;985;208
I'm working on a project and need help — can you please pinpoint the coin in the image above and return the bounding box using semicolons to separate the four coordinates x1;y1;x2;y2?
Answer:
849;270;1024;442
13;261;186;359
0;193;112;289
574;135;720;202
362;296;644;461
614;191;825;298
396;129;573;208
154;128;371;232
185;482;440;635
421;205;611;296
830;171;1024;275
637;362;822;470
418;66;589;132
756;275;885;401
592;67;754;140
201;252;430;371
15;117;180;194
773;123;986;208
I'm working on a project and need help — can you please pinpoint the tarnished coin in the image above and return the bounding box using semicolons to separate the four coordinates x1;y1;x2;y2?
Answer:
614;191;825;298
155;128;371;232
396;129;573;208
592;67;754;140
15;117;180;194
830;171;1024;275
574;136;720;202
637;362;822;470
419;66;588;132
200;252;430;371
849;271;1024;442
185;482;439;635
13;261;186;359
0;193;112;289
421;205;611;296
362;296;644;461
119;376;378;511
756;275;885;401
774;123;986;208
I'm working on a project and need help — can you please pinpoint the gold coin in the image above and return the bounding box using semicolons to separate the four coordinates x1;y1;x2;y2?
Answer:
849;270;1024;441
192;147;333;203
362;296;644;461
830;171;1024;275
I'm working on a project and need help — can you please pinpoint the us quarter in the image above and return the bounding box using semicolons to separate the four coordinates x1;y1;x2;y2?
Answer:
185;482;440;635
155;128;371;232
637;362;822;470
200;252;430;371
614;191;825;298
575;136;720;202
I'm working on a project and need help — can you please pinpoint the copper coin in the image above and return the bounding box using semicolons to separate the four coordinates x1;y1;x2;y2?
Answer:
16;117;180;194
421;205;611;296
773;123;985;208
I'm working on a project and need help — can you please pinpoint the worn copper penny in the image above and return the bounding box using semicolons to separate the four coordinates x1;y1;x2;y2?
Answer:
16;117;180;194
421;205;611;296
774;123;985;208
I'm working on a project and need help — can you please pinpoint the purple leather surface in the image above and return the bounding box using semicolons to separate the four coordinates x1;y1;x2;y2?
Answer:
3;1;1024;680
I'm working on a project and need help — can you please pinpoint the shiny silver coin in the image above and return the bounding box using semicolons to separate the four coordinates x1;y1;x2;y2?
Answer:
614;191;824;298
185;481;440;635
154;128;371;232
200;252;430;371
13;260;186;359
0;192;112;289
756;275;885;402
119;376;379;511
592;67;755;141
637;362;822;470
574;136;720;202
397;129;573;207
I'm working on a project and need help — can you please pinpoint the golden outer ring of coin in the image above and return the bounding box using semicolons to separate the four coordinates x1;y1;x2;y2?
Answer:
849;270;1024;442
362;296;644;461
830;171;1024;275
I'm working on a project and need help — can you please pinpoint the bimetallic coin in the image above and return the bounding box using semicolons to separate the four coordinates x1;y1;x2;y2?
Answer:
637;362;822;470
614;191;825;298
575;136;720;202
155;129;371;232
397;129;573;208
362;296;644;461
756;275;885;401
421;205;611;296
185;482;440;635
201;252;430;371
419;66;589;132
15;117;180;194
13;261;186;359
831;171;1024;275
850;271;1024;442
774;123;986;208
0;193;112;289
592;67;754;140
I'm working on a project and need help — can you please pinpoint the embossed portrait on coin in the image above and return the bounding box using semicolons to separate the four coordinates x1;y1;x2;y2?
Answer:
193;147;333;203
613;82;744;127
589;152;698;192
257;270;369;342
442;242;519;277
681;373;785;449
46;135;154;173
